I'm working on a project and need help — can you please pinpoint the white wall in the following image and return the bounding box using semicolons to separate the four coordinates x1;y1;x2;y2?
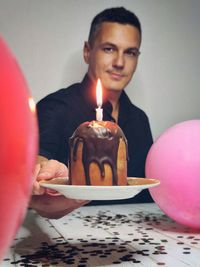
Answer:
0;0;200;139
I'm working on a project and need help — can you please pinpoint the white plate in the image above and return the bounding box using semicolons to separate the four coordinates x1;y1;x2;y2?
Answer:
40;177;160;200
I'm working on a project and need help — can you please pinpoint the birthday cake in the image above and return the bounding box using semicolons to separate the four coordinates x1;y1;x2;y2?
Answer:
68;120;128;186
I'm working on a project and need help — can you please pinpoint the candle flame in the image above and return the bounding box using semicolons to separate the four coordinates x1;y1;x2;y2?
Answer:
96;79;102;107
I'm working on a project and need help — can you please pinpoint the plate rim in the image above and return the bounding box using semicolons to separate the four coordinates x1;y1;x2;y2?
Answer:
40;177;160;189
40;177;160;200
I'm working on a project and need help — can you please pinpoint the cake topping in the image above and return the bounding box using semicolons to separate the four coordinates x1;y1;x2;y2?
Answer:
69;121;128;185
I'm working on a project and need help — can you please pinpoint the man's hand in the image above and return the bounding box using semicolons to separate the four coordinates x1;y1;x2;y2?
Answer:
32;158;68;195
29;157;89;219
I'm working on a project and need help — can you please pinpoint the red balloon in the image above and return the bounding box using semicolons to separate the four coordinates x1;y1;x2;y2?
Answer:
0;37;38;259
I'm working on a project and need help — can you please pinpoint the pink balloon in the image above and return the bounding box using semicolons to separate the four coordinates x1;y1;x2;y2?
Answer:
146;120;200;228
0;37;38;259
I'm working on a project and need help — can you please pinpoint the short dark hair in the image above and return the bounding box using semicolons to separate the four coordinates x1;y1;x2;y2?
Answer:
88;7;141;45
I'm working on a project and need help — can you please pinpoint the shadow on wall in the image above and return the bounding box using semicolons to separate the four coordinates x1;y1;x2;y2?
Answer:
61;49;87;86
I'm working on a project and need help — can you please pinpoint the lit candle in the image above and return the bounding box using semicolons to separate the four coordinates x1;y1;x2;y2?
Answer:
96;79;103;121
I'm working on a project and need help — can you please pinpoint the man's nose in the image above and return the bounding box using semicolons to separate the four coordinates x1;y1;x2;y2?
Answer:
113;52;124;69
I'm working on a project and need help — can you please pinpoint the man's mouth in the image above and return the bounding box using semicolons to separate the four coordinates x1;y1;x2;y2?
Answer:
107;70;125;80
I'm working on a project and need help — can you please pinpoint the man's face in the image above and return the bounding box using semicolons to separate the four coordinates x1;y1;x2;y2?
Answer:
84;22;141;92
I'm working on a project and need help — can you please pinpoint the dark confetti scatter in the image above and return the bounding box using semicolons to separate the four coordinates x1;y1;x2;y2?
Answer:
3;258;10;261
5;209;199;266
133;259;141;263
117;249;127;253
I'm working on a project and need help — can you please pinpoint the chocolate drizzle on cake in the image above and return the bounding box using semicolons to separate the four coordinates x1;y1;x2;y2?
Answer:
69;121;128;185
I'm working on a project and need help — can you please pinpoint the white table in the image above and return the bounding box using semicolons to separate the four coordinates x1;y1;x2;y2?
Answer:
2;203;200;267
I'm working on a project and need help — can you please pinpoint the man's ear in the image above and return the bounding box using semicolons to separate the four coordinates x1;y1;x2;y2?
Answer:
83;41;90;64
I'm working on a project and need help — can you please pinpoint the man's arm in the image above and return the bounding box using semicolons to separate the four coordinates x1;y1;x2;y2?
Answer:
29;157;88;219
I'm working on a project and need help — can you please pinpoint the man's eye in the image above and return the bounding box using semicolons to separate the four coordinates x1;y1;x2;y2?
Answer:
103;47;114;53
126;49;140;57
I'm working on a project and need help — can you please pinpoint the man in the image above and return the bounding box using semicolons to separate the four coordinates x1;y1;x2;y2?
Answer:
30;7;153;219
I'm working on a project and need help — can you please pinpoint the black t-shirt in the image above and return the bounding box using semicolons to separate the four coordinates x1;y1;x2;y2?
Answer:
37;75;154;204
